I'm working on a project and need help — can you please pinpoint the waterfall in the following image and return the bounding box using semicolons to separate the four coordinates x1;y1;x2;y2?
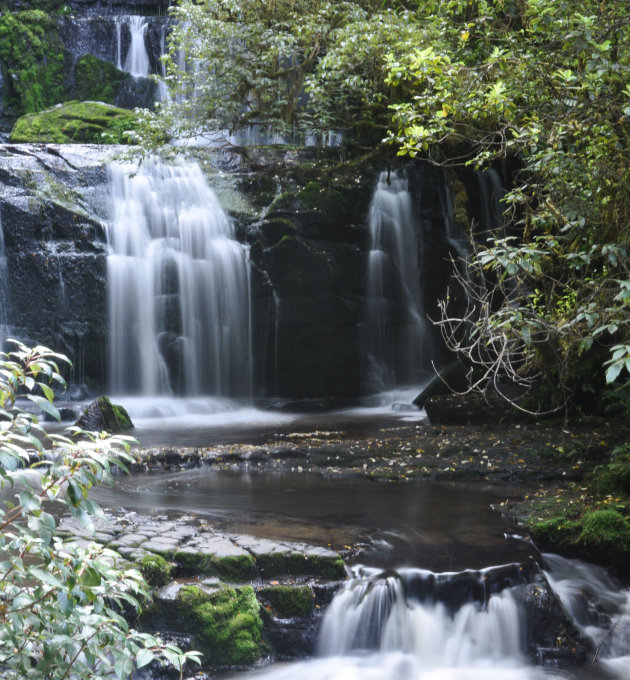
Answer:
476;169;506;239
364;170;428;394
117;16;150;78
543;554;630;668
0;212;10;349
241;564;565;680
318;566;525;663
106;160;252;398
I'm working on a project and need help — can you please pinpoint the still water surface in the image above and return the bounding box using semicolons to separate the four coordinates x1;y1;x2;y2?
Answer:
92;470;532;571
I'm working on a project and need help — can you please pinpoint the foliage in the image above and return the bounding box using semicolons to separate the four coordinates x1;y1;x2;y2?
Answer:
385;0;630;413
0;341;200;679
0;10;70;118
139;0;424;149
9;100;141;144
151;0;630;412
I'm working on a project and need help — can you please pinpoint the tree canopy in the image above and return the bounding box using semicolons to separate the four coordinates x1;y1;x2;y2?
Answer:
150;0;630;414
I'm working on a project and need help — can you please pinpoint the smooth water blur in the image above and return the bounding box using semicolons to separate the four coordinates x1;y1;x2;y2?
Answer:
364;170;428;393
107;160;252;397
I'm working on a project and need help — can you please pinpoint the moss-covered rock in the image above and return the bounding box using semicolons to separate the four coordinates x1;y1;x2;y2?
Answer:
257;585;313;618
174;550;256;581
255;550;345;579
75;395;133;433
176;585;266;667
298;181;349;216
138;554;173;587
9;100;140;143
0;10;70;119
577;509;630;554
75;55;128;105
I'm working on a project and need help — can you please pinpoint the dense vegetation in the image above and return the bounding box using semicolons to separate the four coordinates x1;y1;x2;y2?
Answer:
146;0;630;416
0;342;199;678
0;10;69;118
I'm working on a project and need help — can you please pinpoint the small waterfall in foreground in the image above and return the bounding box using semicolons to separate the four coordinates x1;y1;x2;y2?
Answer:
364;170;428;395
234;559;630;680
106;161;252;400
318;566;524;663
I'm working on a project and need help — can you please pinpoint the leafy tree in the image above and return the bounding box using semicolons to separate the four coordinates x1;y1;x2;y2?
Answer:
142;0;423;148
0;341;200;679
386;0;630;413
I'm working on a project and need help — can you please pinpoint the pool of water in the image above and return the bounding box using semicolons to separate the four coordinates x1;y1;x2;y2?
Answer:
92;469;532;572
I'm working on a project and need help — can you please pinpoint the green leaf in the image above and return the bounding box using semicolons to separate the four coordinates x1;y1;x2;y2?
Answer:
18;488;42;513
606;362;623;384
136;647;154;669
27;394;60;422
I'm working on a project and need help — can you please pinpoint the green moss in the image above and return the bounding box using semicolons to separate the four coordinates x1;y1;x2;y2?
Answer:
298;181;348;215
9;100;140;144
75;55;128;105
577;509;630;552
139;554;173;587
256;551;345;579
0;10;70;118
176;585;265;666
257;585;313;618
174;550;256;581
592;444;630;495
266;191;297;214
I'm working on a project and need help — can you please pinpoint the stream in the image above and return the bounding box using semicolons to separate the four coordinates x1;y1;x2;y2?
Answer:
91;465;630;680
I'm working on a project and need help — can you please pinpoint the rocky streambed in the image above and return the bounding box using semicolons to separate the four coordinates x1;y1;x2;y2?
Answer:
53;408;630;676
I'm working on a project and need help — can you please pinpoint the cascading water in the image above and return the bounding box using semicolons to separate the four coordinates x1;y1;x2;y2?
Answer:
543;553;630;677
476;168;506;240
106;160;253;406
116;15;150;78
229;558;630;680
364;169;428;398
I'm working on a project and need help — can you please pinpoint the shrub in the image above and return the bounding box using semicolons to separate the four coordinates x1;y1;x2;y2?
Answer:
0;340;200;679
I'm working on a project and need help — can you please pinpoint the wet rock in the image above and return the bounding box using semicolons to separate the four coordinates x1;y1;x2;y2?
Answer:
424;392;516;426
258;584;314;618
235;536;346;579
175;539;256;581
173;584;266;667
75;395;133;432
514;578;592;666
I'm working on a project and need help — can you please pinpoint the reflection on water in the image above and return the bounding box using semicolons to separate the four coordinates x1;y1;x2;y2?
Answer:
92;470;532;571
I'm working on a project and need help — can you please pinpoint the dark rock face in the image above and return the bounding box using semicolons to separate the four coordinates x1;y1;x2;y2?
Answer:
514;578;592;666
0;143;111;386
238;153;460;401
0;144;466;401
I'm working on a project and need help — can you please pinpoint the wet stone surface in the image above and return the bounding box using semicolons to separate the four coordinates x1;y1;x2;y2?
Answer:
57;511;346;581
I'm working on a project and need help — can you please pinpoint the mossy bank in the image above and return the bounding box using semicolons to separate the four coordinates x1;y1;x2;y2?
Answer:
9;101;140;144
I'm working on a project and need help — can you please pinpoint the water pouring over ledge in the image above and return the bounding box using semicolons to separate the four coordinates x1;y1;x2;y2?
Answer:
106;160;253;411
364;169;429;398
216;557;630;680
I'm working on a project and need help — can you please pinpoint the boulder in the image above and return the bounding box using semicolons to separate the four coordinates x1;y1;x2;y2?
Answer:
75;395;133;432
